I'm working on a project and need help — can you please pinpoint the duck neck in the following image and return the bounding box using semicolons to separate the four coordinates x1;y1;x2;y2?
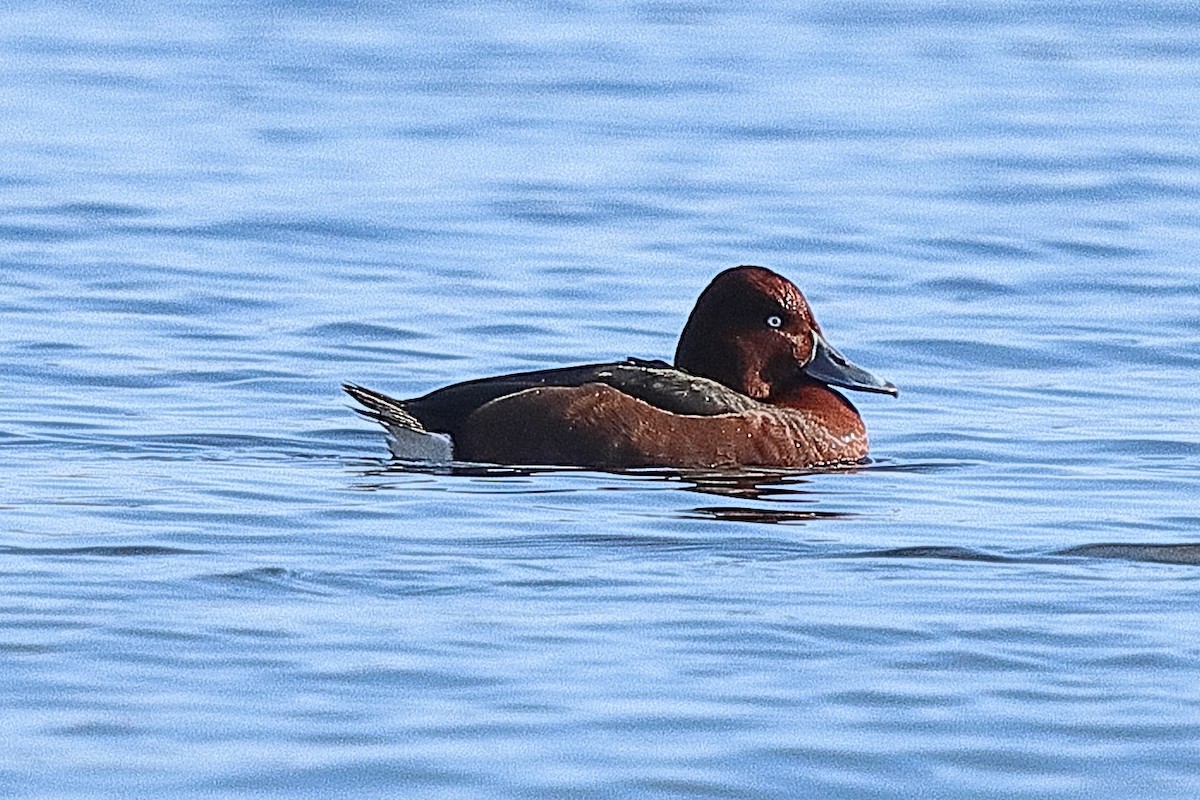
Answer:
772;382;866;440
675;338;747;395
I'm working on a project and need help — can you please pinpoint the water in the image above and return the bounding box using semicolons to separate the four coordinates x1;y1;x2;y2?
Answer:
3;2;1200;797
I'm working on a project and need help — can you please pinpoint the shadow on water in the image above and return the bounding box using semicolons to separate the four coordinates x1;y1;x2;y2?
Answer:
684;506;854;524
347;457;851;501
347;456;954;496
342;459;1200;567
345;460;877;531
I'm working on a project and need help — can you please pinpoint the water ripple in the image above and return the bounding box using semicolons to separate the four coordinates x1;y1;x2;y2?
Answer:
1056;542;1200;566
0;545;203;557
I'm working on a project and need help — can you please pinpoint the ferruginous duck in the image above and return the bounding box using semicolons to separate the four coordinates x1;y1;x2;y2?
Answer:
345;265;897;468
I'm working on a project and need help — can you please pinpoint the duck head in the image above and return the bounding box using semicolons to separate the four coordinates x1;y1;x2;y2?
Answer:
673;265;898;401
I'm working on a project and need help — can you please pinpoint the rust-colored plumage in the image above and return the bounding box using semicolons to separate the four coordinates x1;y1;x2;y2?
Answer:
346;266;896;469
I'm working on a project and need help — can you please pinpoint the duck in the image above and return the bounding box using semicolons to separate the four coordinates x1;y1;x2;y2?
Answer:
344;265;897;469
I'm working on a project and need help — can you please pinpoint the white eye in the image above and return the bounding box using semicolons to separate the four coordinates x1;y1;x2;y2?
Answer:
766;315;783;329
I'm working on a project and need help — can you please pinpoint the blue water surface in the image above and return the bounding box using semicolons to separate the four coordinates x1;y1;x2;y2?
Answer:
3;2;1200;798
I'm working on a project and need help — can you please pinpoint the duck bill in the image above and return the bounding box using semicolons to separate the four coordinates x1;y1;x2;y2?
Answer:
803;330;898;396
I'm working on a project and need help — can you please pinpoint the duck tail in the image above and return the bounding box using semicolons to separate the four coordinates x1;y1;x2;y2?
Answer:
342;383;426;432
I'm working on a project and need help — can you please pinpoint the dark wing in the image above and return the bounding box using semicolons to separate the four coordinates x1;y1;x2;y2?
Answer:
401;358;758;434
596;359;760;416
